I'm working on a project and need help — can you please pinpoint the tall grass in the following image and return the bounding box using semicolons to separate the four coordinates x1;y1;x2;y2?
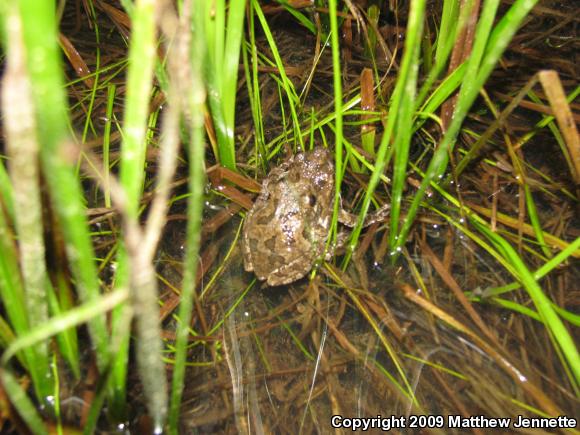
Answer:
198;0;247;170
328;0;345;252
1;0;108;417
167;2;207;433
394;0;540;252
0;0;216;432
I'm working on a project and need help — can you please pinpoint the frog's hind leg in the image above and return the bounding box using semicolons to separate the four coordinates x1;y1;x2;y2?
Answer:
338;204;390;228
266;257;312;286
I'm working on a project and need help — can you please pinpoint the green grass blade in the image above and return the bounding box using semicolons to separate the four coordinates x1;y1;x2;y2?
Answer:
279;1;316;34
107;257;130;423
221;0;246;166
1;370;47;435
521;182;552;258
120;1;156;210
435;0;459;63
1;2;53;403
103;84;116;209
389;0;425;247
0;159;14;220
1;290;127;367
328;0;345;249
209;0;225;87
417;62;466;125
47;278;80;379
195;0;245;169
118;0;166;429
252;0;303;152
457;0;501;102
484;236;580;297
472;220;580;387
345;0;426;263
243;4;268;169
487;296;580;327
0;210;33;371
416;0;467;110
4;129;55;390
168;7;207;432
18;0;109;375
489;297;542;321
85;303;133;435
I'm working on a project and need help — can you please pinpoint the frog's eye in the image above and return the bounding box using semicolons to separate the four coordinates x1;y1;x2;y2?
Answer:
307;194;317;207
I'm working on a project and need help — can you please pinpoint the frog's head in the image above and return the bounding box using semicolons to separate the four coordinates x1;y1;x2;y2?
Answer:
289;148;335;219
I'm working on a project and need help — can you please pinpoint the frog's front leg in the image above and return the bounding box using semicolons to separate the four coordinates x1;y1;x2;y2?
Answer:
338;204;390;228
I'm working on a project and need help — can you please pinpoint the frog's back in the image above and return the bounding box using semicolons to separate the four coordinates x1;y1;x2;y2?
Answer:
242;148;335;286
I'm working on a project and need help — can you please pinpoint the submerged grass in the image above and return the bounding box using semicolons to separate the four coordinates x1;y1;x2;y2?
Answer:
0;0;578;433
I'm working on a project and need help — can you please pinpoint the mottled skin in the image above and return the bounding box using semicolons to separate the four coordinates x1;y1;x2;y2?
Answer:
242;148;390;286
242;148;335;286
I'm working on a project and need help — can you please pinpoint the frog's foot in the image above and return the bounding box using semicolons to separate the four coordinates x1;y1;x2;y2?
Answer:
265;257;312;286
338;204;390;228
266;268;307;286
326;234;345;257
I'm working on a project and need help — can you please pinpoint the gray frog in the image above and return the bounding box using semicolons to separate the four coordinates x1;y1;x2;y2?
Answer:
242;147;389;286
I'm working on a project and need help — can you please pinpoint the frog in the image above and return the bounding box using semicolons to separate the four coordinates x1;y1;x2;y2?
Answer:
241;147;389;286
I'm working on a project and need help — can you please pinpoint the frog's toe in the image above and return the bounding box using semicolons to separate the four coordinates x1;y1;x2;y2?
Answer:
242;258;253;273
